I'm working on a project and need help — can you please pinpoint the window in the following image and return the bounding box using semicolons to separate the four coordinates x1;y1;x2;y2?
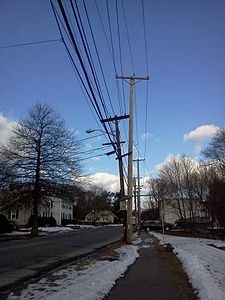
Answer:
9;210;19;220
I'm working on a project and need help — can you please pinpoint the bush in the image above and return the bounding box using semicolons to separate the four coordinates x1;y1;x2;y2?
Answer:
46;216;56;227
61;219;77;226
28;215;57;227
0;214;13;234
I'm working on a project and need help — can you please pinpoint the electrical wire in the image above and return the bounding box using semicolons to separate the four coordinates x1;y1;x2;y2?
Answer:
53;0;118;157
141;0;150;159
121;0;135;73
82;0;115;116
0;39;61;49
78;145;111;155
50;0;103;129
79;153;106;161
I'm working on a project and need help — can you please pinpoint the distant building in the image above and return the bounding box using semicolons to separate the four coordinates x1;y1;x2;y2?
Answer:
85;210;118;224
1;197;74;226
159;198;208;224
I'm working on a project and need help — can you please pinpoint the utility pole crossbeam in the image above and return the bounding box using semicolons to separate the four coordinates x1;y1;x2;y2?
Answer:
116;74;149;244
101;114;129;123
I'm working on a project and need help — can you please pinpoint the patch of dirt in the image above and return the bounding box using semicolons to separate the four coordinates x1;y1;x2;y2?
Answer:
152;237;199;300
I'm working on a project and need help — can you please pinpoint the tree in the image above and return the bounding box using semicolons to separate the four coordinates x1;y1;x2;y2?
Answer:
151;155;205;227
85;186;112;224
202;128;225;176
0;104;82;236
201;129;225;227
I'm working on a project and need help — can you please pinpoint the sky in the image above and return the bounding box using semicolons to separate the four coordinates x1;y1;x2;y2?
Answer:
0;0;225;193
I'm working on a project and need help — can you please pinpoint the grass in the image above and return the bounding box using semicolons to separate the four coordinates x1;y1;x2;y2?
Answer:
153;236;199;300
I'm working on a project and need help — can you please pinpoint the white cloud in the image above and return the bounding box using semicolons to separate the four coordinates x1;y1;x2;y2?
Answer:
183;124;219;143
141;132;152;140
0;113;16;145
91;156;101;161
155;154;199;173
89;172;120;192
155;153;175;172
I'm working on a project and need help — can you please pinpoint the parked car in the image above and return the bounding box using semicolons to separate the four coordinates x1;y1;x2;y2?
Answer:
0;214;13;234
141;220;172;231
9;220;20;231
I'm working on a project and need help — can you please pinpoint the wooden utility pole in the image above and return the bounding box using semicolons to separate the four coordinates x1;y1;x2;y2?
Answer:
133;177;138;227
101;115;129;241
133;158;145;230
116;75;149;243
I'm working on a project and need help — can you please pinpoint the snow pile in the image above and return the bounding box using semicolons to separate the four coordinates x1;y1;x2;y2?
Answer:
39;226;74;234
151;232;225;300
8;244;140;300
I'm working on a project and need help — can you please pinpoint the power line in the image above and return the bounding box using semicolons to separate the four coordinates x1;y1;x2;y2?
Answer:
76;133;104;142
121;0;135;73
0;38;61;49
141;0;150;159
78;145;111;155
79;153;106;161
141;0;150;75
50;0;102;129
52;0;118;155
83;0;115;116
106;0;117;74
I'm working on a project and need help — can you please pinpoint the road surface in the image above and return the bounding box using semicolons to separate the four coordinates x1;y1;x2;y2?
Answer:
0;225;123;293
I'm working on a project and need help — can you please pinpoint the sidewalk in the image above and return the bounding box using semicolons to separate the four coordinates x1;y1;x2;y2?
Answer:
105;232;184;300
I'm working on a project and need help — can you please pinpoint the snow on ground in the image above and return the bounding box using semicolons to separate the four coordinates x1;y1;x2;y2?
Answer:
151;232;225;300
8;237;145;300
3;225;97;236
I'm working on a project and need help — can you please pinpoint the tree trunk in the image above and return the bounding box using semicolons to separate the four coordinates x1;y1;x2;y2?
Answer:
31;146;41;237
31;191;39;236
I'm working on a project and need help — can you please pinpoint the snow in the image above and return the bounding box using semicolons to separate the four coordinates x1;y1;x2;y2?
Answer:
7;231;225;300
3;225;97;236
8;238;143;300
151;232;225;300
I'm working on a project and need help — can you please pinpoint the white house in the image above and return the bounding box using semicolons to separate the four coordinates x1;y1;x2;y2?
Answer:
2;197;74;226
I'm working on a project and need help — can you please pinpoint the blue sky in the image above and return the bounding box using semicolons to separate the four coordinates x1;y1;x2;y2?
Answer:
0;0;225;190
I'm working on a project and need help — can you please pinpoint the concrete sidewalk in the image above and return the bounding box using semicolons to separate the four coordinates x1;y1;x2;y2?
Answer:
105;233;185;300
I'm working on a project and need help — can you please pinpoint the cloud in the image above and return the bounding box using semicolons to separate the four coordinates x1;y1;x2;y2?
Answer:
91;156;101;161
89;172;120;192
0;113;16;145
141;132;152;140
155;154;199;173
155;153;175;172
183;125;219;144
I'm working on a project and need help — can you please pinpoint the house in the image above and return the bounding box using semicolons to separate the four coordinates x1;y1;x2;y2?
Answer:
1;197;74;226
85;210;118;224
159;198;209;224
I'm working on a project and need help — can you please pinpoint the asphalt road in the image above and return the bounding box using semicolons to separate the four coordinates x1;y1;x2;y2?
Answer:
0;225;123;293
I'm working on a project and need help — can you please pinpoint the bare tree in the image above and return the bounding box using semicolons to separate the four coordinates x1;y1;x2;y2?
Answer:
202;128;225;177
201;129;225;228
85;186;112;224
0;104;82;236
155;155;205;226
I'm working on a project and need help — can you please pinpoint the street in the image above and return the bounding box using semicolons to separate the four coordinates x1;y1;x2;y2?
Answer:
0;225;123;293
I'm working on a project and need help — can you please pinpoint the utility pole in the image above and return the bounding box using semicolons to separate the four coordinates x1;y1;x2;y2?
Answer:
133;177;138;227
101;115;129;241
116;74;149;243
133;158;145;230
115;119;127;240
